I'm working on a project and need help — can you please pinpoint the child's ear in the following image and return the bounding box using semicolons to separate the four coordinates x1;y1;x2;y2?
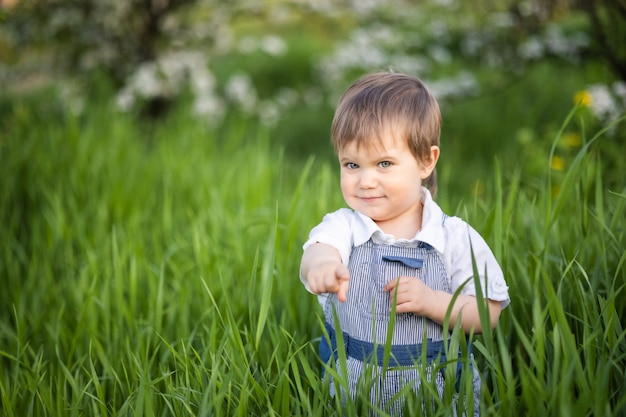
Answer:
420;146;440;179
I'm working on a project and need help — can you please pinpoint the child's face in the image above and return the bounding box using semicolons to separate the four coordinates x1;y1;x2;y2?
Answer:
338;134;438;236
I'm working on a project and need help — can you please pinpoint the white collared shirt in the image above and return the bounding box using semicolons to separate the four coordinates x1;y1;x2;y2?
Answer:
301;188;510;308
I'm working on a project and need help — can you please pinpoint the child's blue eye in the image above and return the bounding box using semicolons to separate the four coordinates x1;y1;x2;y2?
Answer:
379;161;392;168
346;162;359;169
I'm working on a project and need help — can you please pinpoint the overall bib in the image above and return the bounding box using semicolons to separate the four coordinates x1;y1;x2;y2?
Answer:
320;238;481;416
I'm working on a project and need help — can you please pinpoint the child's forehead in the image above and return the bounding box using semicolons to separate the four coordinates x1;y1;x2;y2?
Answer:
339;134;409;156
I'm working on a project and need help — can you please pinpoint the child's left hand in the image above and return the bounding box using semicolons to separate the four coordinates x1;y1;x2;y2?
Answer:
383;276;436;316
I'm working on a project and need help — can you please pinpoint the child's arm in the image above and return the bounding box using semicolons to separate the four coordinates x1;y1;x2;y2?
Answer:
383;277;502;333
300;243;351;302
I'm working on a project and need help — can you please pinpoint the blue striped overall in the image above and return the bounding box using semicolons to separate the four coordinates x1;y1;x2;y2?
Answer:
320;238;481;416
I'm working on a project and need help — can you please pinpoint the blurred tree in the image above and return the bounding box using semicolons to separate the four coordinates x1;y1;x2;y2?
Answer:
2;0;197;86
1;0;306;118
2;0;623;124
575;0;626;81
503;0;626;81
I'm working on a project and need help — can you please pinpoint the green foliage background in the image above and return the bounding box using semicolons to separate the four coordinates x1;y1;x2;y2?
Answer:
1;1;625;415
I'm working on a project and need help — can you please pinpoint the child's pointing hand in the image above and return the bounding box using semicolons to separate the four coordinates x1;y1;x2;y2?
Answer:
302;243;350;302
307;262;350;302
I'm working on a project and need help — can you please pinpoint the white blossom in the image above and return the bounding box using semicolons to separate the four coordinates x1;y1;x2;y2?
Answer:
225;73;258;114
612;81;626;108
519;37;545;60
588;84;619;123
427;71;478;101
260;35;288;57
132;64;164;98
258;99;280;126
115;50;217;115
193;94;225;123
428;46;452;64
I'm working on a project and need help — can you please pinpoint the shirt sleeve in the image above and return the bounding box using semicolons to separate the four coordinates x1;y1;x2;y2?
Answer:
300;209;354;293
445;217;510;308
302;208;354;264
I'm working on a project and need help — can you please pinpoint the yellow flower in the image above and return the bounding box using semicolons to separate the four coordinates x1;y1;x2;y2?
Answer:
551;155;565;171
563;132;582;149
573;90;592;107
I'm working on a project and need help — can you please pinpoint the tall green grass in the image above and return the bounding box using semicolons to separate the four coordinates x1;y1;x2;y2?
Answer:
0;97;624;416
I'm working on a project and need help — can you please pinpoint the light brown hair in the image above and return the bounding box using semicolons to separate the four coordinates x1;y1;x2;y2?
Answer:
331;72;441;197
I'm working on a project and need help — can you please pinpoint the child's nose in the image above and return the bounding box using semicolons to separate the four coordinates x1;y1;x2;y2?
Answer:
358;169;377;188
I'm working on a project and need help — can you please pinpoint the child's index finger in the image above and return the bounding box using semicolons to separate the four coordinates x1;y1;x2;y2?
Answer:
335;265;350;302
336;279;349;302
383;276;400;292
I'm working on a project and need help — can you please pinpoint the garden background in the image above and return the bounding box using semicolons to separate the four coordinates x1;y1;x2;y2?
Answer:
1;0;625;415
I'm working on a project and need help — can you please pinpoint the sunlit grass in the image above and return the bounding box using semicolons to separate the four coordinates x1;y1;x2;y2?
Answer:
0;96;624;416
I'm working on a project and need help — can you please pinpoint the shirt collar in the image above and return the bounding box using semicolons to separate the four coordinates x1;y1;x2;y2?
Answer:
352;187;446;253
